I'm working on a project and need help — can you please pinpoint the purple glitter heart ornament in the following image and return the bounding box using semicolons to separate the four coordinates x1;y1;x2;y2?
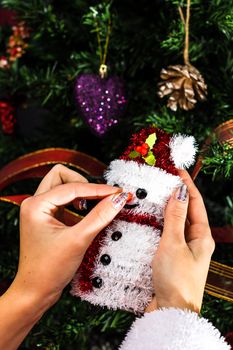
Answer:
75;73;127;137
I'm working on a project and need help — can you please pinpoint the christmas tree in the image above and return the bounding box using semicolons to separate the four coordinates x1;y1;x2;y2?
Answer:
0;0;233;349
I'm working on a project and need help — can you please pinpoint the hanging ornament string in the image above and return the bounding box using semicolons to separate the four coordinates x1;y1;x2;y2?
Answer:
181;0;191;65
74;2;127;137
178;6;185;26
94;13;112;78
158;0;207;111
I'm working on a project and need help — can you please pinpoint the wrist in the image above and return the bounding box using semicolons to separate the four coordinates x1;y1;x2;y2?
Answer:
0;278;58;350
156;297;200;314
5;277;59;322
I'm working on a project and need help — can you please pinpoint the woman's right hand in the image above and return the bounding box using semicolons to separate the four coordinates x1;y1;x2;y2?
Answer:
146;170;215;314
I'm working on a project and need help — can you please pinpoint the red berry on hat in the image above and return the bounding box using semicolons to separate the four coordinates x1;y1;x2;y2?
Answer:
141;148;148;156
135;146;142;153
142;142;149;150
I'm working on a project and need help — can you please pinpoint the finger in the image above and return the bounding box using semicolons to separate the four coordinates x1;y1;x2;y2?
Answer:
177;169;209;226
69;192;129;247
162;184;189;244
178;170;213;243
35;164;88;195
34;182;122;207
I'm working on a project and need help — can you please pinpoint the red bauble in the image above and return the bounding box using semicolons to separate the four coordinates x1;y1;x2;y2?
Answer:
0;101;16;135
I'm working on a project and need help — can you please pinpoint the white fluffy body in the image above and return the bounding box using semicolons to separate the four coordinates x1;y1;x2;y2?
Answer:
169;134;197;169
72;133;197;313
71;220;161;313
104;159;182;215
120;308;230;350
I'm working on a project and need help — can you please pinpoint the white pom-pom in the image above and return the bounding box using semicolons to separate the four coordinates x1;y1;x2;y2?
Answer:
169;134;197;169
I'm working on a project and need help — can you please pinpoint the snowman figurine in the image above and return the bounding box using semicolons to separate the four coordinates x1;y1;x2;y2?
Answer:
71;126;197;313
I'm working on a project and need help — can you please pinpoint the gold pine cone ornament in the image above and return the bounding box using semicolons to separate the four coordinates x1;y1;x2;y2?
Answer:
158;64;207;111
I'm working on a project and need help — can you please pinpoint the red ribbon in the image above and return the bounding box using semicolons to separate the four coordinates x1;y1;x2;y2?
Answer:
0;148;106;227
191;119;233;243
0;141;233;303
0;146;230;243
0;147;106;191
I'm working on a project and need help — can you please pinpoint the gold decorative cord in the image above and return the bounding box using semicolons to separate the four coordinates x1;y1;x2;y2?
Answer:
94;15;112;77
178;0;191;65
191;119;233;302
206;260;233;303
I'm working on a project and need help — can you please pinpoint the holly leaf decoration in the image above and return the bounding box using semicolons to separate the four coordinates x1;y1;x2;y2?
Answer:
144;151;156;166
129;150;141;159
145;132;157;149
129;132;157;165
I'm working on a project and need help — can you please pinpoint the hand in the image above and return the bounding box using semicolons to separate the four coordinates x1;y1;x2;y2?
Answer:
146;169;215;314
0;164;129;350
11;164;127;310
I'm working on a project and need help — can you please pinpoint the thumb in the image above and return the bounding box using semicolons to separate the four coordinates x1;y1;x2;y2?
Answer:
162;184;189;244
69;192;129;247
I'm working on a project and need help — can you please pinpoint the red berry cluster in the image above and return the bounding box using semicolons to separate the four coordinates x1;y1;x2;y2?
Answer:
7;22;30;62
0;21;30;70
0;101;16;135
135;142;149;156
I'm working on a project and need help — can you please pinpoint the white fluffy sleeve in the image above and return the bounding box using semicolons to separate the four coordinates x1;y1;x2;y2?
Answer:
119;308;230;350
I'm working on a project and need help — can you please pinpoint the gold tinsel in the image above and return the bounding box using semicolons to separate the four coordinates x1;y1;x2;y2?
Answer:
157;64;207;111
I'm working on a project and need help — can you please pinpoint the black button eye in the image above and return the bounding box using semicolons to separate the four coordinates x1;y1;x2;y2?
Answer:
100;254;111;265
113;183;119;187
136;188;147;199
111;231;122;241
92;277;103;288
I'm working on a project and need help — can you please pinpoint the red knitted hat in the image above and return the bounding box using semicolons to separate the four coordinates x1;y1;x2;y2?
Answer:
120;126;196;174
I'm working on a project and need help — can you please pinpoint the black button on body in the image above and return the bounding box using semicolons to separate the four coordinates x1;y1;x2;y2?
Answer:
100;254;111;265
111;231;122;241
136;188;147;199
92;277;103;288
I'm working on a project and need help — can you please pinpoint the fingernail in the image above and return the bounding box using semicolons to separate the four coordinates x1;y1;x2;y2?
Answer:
127;192;133;202
175;184;188;202
78;199;87;210
111;192;129;209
